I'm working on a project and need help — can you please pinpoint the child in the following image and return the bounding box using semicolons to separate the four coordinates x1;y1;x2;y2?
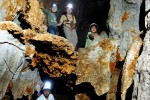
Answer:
58;3;78;49
41;3;59;35
85;23;101;48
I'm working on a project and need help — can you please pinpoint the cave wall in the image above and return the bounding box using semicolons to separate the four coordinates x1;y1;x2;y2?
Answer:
132;0;150;100
0;0;78;99
132;28;150;100
0;0;147;100
76;0;143;100
107;1;143;99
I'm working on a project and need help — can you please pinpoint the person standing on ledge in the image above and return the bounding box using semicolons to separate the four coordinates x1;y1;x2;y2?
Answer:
41;3;59;35
57;3;78;49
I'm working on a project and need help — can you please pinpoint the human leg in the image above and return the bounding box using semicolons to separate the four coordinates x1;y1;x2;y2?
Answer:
47;26;59;35
63;26;72;43
71;29;78;48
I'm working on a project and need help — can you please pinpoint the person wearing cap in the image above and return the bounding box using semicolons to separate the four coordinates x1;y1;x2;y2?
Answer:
41;3;59;35
85;23;108;48
36;82;55;100
57;3;78;49
85;23;100;48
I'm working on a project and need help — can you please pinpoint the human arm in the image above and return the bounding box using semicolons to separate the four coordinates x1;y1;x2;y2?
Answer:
57;21;63;26
70;15;76;29
57;15;67;26
42;8;49;14
89;33;95;40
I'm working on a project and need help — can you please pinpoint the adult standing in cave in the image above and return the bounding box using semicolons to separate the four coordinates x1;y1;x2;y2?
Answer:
57;3;78;49
41;3;59;35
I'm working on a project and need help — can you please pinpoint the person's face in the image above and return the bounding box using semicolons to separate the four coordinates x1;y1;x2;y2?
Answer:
66;8;72;14
43;90;50;98
51;7;57;13
91;26;97;33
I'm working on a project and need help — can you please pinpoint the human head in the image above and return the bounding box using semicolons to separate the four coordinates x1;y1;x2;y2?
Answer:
50;3;58;13
43;81;51;98
66;3;73;14
89;23;98;33
43;89;51;98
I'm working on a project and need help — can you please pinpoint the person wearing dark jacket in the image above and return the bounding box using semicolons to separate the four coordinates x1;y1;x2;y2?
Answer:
41;3;59;35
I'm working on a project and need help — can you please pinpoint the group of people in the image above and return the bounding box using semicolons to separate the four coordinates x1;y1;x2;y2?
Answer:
41;2;108;50
41;3;78;49
36;3;109;100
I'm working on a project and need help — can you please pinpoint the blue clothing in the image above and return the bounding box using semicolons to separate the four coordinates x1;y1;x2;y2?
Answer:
42;8;59;35
47;25;59;35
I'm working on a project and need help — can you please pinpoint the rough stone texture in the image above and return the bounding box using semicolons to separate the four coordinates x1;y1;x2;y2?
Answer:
0;0;27;21
107;0;143;100
106;68;121;100
108;0;142;37
75;93;90;100
11;69;42;99
145;12;150;31
0;30;29;99
145;0;150;11
76;38;119;95
121;34;142;100
108;0;142;59
0;21;78;77
0;0;47;33
76;35;142;99
132;30;150;100
0;0;145;99
0;0;78;99
23;0;47;33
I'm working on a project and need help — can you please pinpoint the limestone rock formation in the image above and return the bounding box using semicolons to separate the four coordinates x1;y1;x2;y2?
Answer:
0;30;30;99
0;21;77;77
107;0;143;100
132;3;150;99
76;38;119;95
121;34;142;100
76;0;143;100
11;69;42;100
0;0;145;100
106;68;121;100
132;30;150;100
0;0;78;99
145;0;150;11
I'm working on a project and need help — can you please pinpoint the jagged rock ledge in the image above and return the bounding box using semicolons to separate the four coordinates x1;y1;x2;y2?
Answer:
0;21;78;77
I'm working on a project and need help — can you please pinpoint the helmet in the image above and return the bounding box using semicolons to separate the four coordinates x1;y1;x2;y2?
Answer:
89;23;98;31
43;81;52;90
66;3;73;9
51;3;58;10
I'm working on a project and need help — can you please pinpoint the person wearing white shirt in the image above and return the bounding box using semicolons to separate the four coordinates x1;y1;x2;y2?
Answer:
36;82;55;100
